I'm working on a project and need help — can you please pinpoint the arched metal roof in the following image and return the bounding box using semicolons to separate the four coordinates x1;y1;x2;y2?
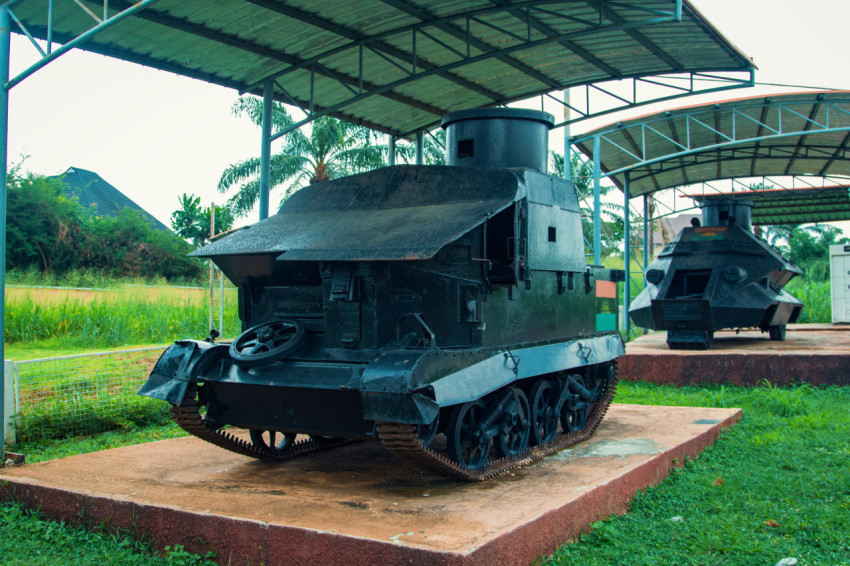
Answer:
7;0;755;136
573;91;850;198
686;185;850;225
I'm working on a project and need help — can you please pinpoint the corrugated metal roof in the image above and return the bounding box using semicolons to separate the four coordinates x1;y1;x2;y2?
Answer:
687;186;850;226
10;0;754;136
575;91;850;198
50;166;171;231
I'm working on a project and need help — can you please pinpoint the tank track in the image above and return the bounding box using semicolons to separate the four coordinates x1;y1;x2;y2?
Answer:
170;364;616;479
170;385;353;461
377;364;618;481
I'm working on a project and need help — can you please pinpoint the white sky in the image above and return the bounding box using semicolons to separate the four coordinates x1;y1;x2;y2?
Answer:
7;0;850;230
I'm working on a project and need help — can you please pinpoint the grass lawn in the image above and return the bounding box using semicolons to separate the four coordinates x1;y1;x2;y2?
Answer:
3;381;848;565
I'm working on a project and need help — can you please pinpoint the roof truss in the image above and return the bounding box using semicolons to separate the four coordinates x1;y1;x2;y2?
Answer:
5;0;755;137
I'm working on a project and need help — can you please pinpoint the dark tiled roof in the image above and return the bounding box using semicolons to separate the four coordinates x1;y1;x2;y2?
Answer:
50;167;170;232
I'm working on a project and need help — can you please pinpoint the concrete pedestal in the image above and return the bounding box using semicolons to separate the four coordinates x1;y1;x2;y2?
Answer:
620;324;850;386
0;404;740;566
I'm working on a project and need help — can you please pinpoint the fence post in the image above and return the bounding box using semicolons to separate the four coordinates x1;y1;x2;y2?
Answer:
3;360;14;445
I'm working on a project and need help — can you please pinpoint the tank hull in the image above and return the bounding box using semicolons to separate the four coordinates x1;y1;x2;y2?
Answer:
141;333;624;439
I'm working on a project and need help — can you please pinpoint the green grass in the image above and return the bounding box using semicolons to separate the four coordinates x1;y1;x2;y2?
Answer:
4;382;848;565
543;381;850;566
0;500;217;566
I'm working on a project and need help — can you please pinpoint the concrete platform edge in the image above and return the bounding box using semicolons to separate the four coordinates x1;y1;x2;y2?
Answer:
464;408;742;565
0;409;742;566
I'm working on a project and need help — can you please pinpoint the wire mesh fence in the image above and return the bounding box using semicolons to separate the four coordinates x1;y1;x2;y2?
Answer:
9;346;170;443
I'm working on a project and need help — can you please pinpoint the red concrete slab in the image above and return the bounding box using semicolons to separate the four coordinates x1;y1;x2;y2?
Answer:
0;404;740;566
620;324;850;387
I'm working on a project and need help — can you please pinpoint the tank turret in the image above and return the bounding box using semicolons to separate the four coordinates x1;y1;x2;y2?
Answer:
630;199;803;349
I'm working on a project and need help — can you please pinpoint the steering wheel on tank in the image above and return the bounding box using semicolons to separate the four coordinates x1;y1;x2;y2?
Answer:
229;319;307;368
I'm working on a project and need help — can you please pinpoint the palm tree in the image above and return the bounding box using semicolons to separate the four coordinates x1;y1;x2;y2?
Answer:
218;97;407;217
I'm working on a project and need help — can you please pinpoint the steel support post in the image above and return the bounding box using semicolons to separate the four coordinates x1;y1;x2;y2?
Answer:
563;90;571;182
643;194;650;266
415;130;424;165
623;173;631;336
388;135;396;166
259;79;273;220
592;135;602;265
0;6;10;461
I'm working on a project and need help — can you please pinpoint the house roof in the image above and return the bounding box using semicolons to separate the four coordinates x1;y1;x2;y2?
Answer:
50;167;171;232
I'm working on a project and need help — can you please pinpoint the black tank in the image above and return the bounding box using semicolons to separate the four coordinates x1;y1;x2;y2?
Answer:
139;110;625;480
630;199;803;349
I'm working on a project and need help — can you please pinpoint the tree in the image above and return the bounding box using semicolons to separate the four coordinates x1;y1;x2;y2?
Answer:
171;193;235;247
6;171;203;281
218;97;402;217
6;173;87;273
786;224;847;281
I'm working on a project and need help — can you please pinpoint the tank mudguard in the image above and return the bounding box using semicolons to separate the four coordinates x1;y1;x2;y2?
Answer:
427;333;624;407
360;333;624;424
138;340;229;405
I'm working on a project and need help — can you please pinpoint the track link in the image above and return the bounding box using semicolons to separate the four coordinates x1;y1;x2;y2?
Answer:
170;364;616;480
170;386;352;461
378;364;618;481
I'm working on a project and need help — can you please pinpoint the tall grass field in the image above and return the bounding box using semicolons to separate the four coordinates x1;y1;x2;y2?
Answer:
5;283;240;441
5;284;241;353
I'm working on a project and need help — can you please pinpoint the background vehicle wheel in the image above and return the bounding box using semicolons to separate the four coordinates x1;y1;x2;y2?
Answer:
769;324;786;341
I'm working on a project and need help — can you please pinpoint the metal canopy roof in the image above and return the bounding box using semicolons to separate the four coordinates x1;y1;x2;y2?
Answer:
573;91;850;198
686;186;850;226
8;0;754;137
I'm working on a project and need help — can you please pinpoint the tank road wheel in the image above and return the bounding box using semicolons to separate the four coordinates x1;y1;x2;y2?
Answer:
495;388;531;458
447;400;491;469
249;429;295;456
529;380;559;446
769;324;786;341
560;376;590;433
230;319;307;368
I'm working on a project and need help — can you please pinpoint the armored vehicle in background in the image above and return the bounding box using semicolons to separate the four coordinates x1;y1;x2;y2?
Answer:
140;108;624;480
630;199;803;350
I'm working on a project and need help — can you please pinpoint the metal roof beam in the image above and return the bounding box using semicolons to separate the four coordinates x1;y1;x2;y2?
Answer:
490;0;622;77
817;130;850;177
97;1;446;122
376;0;563;89
243;0;504;102
5;0;161;90
587;0;684;71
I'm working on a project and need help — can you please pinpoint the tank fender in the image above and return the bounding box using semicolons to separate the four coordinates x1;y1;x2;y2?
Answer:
360;350;443;425
360;334;624;423
138;340;229;405
423;333;624;408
